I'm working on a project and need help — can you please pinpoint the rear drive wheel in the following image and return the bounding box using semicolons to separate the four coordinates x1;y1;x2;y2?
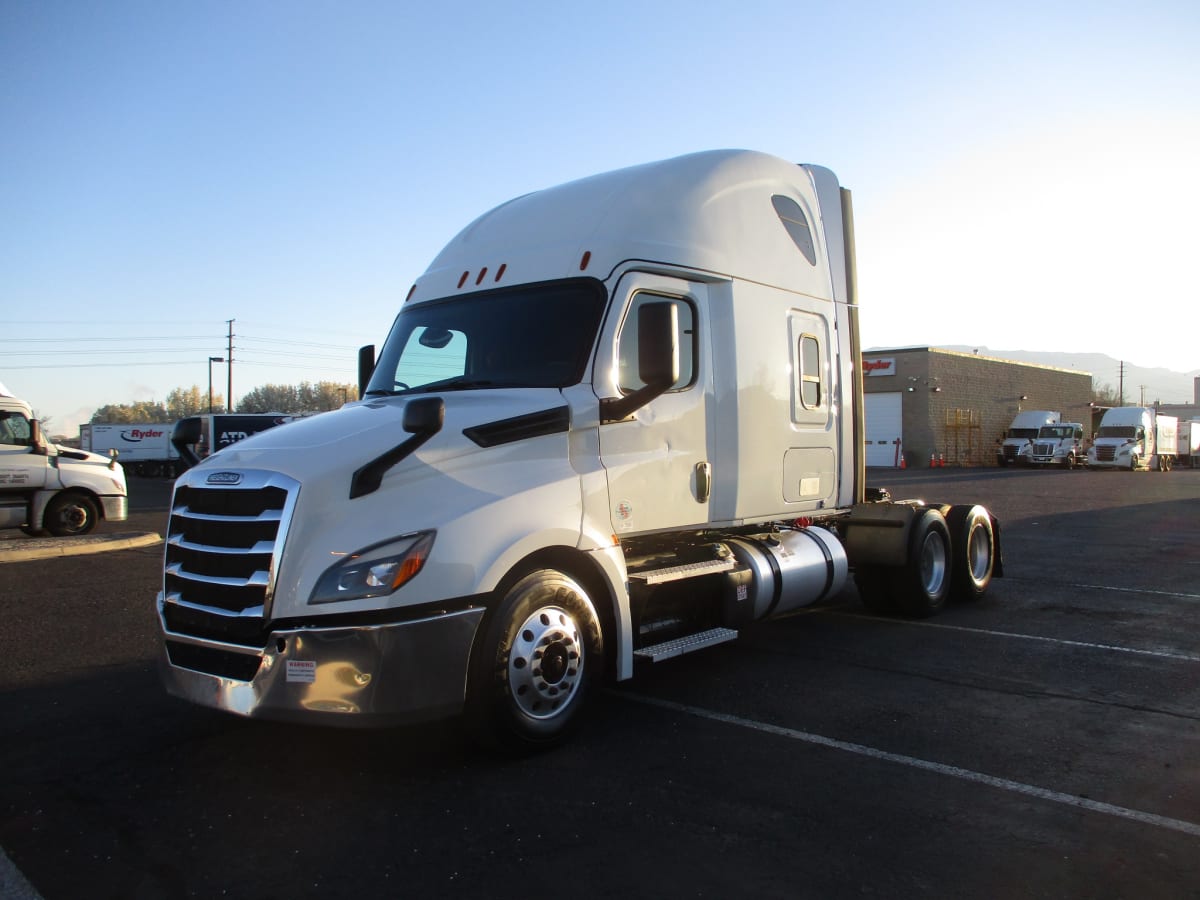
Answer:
467;569;603;753
945;505;994;602
896;509;951;618
44;493;99;537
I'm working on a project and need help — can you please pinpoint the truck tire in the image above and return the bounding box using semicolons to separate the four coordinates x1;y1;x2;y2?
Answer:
895;508;951;618
467;569;602;753
945;505;994;602
44;492;99;537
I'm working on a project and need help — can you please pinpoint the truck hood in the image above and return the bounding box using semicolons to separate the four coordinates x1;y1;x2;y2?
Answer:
186;388;574;486
55;446;116;466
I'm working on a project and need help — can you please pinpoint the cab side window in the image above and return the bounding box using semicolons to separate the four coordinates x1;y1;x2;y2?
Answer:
798;334;822;409
0;412;32;447
616;293;696;394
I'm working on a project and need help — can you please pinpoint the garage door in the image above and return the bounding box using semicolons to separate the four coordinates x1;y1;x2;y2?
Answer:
865;392;903;467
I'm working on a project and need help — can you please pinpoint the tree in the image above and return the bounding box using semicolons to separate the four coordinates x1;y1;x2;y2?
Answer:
166;384;224;418
91;401;169;423
88;380;354;423
1092;381;1122;406
238;381;355;414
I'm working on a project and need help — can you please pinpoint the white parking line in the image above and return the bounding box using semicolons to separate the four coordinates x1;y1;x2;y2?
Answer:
826;612;1200;664
623;693;1200;839
1063;582;1200;602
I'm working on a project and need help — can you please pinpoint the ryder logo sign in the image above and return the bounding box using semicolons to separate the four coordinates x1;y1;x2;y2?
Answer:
863;357;896;377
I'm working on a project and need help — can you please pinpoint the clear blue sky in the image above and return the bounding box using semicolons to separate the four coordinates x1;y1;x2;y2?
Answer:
4;0;1198;433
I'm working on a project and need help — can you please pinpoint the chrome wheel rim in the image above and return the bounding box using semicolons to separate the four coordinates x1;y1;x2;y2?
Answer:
508;606;584;720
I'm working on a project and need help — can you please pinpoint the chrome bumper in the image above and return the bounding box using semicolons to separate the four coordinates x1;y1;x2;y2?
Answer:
102;495;128;522
157;596;486;726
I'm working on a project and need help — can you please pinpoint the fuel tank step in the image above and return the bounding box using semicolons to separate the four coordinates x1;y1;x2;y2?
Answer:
628;558;737;585
634;627;738;663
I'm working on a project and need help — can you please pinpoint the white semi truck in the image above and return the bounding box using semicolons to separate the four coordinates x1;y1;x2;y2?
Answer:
1028;422;1087;469
0;385;128;536
157;150;1003;750
1087;407;1178;471
996;410;1060;466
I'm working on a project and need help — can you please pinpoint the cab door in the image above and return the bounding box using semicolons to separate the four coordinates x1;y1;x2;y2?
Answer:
0;411;47;491
595;272;713;536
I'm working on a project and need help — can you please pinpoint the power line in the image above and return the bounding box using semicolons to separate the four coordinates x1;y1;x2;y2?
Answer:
5;335;217;343
4;361;203;370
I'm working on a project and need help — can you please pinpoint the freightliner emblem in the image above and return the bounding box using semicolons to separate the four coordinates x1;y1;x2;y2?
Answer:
206;472;243;485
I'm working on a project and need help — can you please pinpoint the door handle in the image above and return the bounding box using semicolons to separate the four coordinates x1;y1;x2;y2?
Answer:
695;461;712;503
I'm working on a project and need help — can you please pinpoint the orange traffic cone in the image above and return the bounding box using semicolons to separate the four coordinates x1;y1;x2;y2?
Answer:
900;455;907;470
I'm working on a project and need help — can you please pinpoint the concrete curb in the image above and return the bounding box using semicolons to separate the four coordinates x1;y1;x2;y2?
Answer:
0;531;162;563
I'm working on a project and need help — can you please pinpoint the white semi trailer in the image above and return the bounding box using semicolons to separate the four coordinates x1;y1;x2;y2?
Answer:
158;150;1003;750
82;423;180;478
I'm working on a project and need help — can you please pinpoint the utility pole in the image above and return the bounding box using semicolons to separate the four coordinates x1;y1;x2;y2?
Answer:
1118;360;1124;407
226;319;235;413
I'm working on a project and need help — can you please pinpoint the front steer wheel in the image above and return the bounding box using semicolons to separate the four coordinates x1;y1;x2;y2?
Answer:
466;569;604;754
44;493;100;537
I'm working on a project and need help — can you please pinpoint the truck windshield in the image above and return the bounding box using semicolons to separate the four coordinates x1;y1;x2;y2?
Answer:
1097;426;1137;439
1007;428;1038;439
1038;426;1071;439
366;279;607;397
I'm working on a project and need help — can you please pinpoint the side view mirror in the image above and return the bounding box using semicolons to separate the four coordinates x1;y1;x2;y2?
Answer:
636;302;681;389
403;396;445;434
358;345;376;400
172;417;203;471
350;397;446;499
29;419;49;456
601;302;680;423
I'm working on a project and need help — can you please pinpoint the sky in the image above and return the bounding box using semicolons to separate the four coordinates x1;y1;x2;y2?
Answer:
4;0;1199;435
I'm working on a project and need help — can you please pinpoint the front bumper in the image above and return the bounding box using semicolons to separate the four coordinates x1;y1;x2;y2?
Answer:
158;596;486;726
102;495;128;522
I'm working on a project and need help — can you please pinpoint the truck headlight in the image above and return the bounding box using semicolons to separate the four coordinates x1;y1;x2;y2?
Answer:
309;532;435;604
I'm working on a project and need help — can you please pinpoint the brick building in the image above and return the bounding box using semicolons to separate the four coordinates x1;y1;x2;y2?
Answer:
862;348;1093;468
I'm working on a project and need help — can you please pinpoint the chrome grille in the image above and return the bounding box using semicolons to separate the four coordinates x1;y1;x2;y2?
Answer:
1034;442;1053;457
1097;446;1116;461
162;471;299;649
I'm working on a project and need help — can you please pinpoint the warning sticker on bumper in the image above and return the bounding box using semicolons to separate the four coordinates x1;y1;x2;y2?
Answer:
286;660;316;683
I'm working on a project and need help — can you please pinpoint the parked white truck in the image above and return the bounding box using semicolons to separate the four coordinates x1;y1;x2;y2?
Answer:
0;385;128;536
82;423;180;478
996;410;1060;466
1028;422;1087;469
1087;407;1178;471
158;150;1003;750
